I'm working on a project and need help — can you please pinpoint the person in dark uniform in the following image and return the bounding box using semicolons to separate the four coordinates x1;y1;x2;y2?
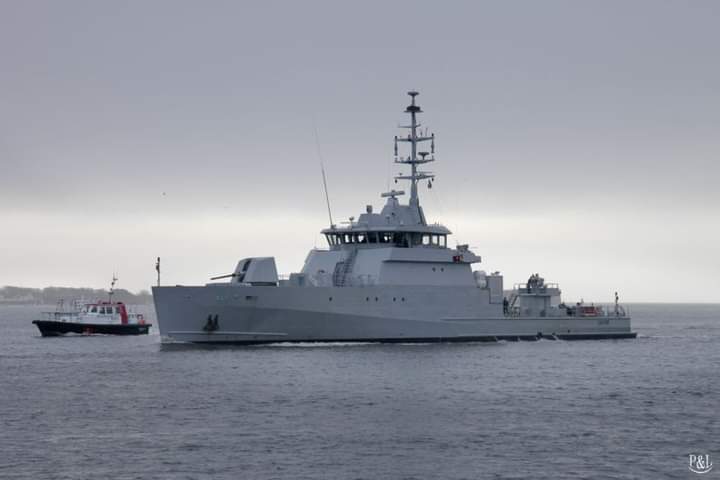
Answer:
503;297;509;315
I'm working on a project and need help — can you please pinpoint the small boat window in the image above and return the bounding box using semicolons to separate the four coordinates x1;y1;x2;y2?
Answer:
90;306;97;313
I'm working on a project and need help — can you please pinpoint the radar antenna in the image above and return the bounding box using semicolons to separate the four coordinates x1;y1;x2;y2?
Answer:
394;90;435;223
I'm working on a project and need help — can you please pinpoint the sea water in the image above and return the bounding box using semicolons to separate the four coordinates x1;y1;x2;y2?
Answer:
1;304;718;479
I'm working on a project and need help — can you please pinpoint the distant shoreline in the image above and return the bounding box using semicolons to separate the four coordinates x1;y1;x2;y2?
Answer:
0;286;153;305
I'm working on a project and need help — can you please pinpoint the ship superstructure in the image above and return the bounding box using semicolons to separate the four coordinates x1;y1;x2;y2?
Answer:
152;92;635;344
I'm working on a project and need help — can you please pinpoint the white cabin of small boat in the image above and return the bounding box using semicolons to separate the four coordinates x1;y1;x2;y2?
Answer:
48;301;146;326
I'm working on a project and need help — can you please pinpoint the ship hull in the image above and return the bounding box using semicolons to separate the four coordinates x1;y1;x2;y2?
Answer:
32;320;151;337
153;285;635;344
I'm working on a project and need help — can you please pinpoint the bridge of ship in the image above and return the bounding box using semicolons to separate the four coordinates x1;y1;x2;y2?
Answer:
321;225;451;249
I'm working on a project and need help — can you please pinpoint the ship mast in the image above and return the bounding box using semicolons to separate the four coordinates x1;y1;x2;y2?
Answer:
394;91;435;224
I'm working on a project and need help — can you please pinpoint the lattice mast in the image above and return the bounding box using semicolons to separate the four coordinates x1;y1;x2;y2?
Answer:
394;91;435;223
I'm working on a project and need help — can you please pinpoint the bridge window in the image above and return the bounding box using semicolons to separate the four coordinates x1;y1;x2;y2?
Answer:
326;232;376;245
326;231;419;247
420;234;447;247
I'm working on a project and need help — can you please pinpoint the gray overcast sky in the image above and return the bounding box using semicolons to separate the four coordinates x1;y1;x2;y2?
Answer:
1;0;718;302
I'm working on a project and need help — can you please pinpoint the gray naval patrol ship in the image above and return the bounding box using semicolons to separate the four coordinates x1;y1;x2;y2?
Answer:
153;91;636;344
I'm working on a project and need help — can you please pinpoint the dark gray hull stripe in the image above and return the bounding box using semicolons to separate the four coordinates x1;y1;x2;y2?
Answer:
182;332;637;345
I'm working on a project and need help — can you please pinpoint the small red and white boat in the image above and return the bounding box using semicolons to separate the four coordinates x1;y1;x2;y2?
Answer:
32;277;151;336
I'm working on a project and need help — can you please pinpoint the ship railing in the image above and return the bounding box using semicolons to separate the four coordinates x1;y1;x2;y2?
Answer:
42;311;81;321
561;303;629;318
580;303;629;317
606;304;628;317
504;303;629;318
514;283;560;293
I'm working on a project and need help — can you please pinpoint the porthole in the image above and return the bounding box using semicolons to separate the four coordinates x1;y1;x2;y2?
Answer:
366;297;370;301
393;297;396;302
375;297;378;302
432;267;436;272
401;297;405;302
329;297;333;301
441;267;445;272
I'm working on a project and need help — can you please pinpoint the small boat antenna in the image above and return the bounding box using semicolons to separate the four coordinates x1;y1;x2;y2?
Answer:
109;275;118;303
314;120;335;228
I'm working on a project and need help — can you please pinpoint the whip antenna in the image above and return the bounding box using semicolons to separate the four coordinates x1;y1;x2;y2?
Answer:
313;120;335;228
